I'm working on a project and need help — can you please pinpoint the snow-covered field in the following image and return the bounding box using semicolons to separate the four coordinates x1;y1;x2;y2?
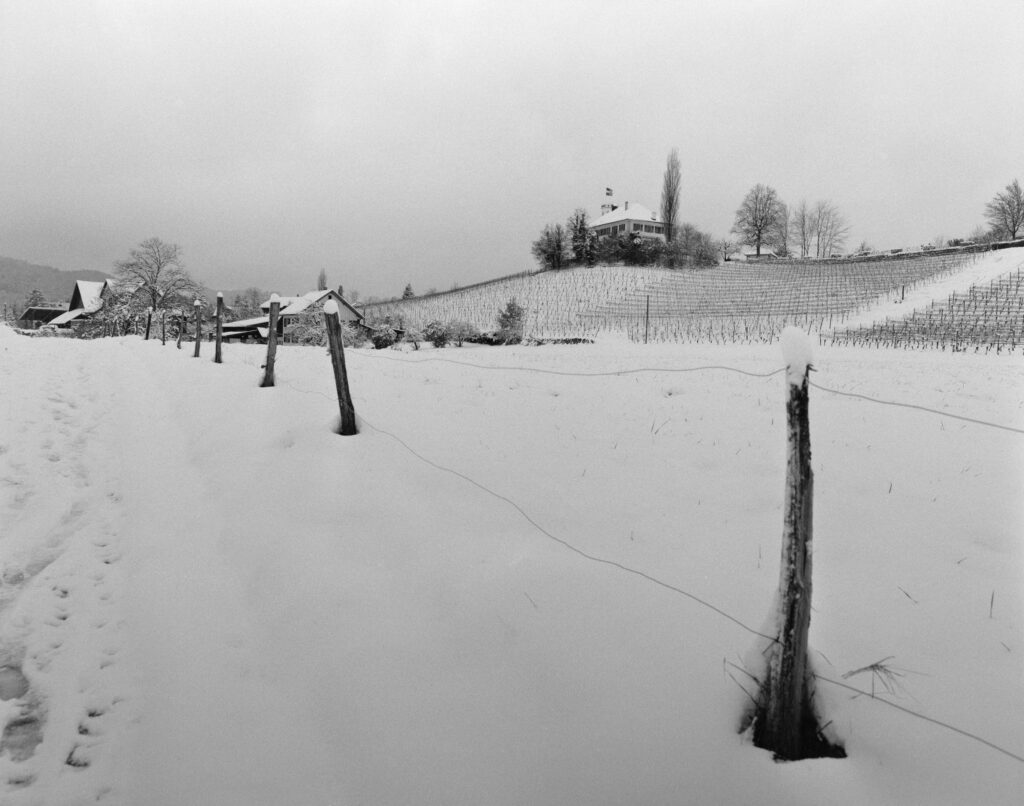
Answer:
1;323;1021;805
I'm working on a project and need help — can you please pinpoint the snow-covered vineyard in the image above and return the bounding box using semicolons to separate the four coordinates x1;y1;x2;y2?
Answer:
363;243;1024;349
1;278;1022;803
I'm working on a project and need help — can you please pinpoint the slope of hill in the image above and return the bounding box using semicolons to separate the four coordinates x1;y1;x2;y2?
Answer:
362;244;1024;348
0;256;109;316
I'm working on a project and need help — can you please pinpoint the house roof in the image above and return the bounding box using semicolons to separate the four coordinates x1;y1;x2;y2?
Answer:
223;315;270;329
260;289;362;320
590;202;662;228
68;279;117;312
51;308;87;325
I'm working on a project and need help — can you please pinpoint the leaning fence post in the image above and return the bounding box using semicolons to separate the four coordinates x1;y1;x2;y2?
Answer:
144;307;153;340
214;293;224;364
192;300;202;357
261;294;280;387
752;327;834;760
323;300;358;435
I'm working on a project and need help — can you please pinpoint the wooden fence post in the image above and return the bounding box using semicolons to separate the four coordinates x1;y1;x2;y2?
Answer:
161;310;166;345
323;300;358;435
753;329;836;760
261;295;280;387
214;293;224;364
176;315;183;349
192;300;202;358
644;295;650;344
144;307;153;340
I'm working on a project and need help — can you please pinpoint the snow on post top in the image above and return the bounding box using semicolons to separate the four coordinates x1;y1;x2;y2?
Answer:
780;327;813;385
323;299;339;316
270;293;280;303
193;299;201;307
216;291;223;298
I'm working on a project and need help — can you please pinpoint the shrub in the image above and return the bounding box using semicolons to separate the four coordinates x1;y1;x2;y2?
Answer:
371;326;398;349
423;320;450;348
403;327;424;350
497;298;525;344
449;320;479;346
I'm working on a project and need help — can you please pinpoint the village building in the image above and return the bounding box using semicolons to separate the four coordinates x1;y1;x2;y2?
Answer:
17;302;70;329
49;280;117;327
222;289;363;341
589;201;667;241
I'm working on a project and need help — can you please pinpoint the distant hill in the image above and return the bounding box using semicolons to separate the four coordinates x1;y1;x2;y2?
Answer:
0;256;109;317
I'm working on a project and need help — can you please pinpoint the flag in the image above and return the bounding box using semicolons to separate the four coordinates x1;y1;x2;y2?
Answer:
605;187;613;196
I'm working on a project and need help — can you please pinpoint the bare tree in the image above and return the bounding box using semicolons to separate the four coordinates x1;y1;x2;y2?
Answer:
717;238;737;262
984;179;1024;239
791;200;813;258
317;268;327;291
115;237;200;312
811;201;850;257
231;287;267;319
732;184;785;256
660;148;682;244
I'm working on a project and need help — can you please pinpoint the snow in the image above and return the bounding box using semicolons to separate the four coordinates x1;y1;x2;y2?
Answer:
323;299;339;316
780;327;814;385
0;322;1022;804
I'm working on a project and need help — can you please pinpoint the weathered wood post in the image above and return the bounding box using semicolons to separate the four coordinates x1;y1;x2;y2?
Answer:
753;328;833;760
192;300;202;358
323;300;358;435
260;294;280;387
214;293;224;364
176;314;184;349
644;295;650;344
161;310;166;345
144;307;153;340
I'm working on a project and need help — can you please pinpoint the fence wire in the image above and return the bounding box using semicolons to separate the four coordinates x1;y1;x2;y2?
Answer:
265;354;1023;766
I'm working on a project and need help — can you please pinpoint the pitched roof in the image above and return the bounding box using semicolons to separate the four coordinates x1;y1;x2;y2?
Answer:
50;308;88;325
261;289;362;320
590;202;662;228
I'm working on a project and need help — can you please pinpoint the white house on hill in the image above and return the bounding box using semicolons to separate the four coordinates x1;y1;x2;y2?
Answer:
590;201;666;241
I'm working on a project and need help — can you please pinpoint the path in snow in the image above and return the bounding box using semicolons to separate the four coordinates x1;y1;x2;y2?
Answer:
0;336;130;801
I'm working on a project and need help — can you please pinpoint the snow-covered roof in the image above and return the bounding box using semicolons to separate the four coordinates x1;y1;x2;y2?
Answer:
261;290;362;320
223;316;270;329
590;202;661;228
71;281;109;313
50;308;87;325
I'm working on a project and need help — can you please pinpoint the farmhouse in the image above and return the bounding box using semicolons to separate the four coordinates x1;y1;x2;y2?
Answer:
590;202;666;241
222;289;363;341
49;280;117;327
17;302;69;329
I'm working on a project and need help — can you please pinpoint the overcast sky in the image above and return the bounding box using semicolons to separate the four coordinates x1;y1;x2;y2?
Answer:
2;0;1022;298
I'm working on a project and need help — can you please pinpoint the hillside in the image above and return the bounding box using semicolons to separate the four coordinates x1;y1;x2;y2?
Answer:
0;256;110;316
362;244;1024;348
